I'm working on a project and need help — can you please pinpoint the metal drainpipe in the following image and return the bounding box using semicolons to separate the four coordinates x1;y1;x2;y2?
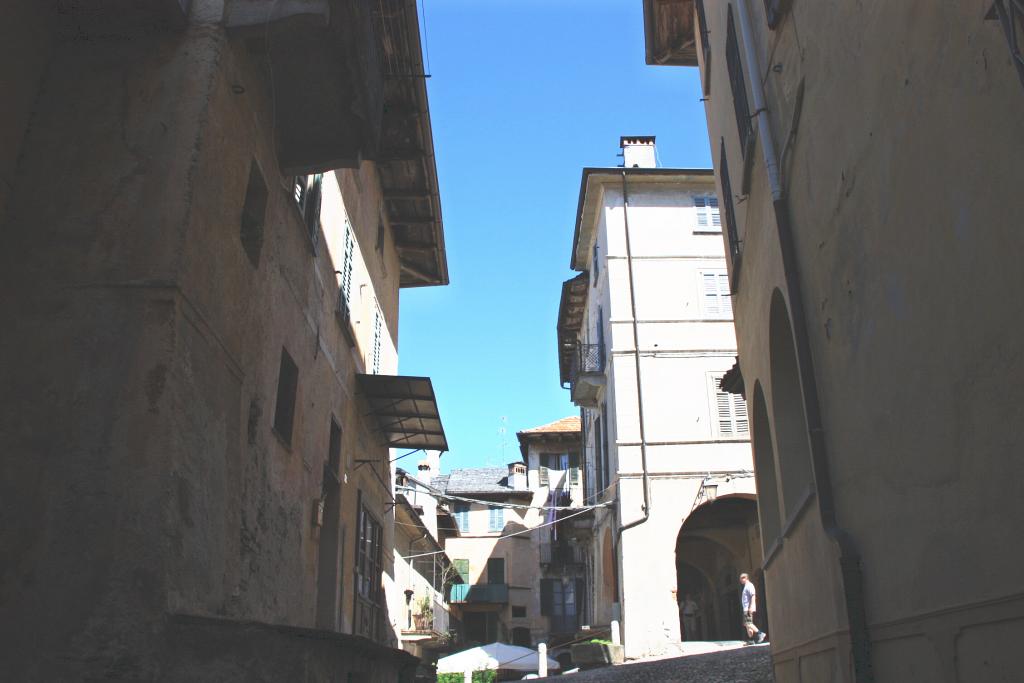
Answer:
616;170;651;539
734;2;873;680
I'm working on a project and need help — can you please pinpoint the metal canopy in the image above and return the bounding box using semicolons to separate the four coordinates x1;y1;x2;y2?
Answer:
357;374;448;451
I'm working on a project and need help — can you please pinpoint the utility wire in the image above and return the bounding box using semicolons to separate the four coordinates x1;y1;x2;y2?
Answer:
401;507;597;560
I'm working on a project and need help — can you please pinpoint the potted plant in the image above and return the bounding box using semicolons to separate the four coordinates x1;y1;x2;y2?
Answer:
413;595;433;631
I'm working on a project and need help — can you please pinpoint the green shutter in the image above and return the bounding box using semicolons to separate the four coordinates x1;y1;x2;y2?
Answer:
454;559;469;582
540;579;554;616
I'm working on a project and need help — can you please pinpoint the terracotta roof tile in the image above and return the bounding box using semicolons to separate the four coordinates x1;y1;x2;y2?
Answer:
517;416;581;435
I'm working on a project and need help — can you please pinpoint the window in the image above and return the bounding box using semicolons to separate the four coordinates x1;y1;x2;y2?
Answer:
538;458;549;487
293;173;323;251
592;241;600;286
990;0;1024;87
600;403;611;490
712;373;749;437
701;271;733;317
540;578;583;634
568;451;581;486
453;558;470;582
488;505;504;532
512;605;527;618
337;221;355;318
695;0;711;93
694;195;721;232
719;138;742;265
726;6;753;156
272;348;299;446
511;626;531;646
594;416;605;493
454;503;470;533
371;303;383;374
240;161;267;267
354;494;384;640
487;557;505;584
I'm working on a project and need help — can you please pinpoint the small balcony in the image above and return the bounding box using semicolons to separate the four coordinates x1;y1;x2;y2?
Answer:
539;542;586;568
402;596;450;643
449;583;509;604
569;343;605;408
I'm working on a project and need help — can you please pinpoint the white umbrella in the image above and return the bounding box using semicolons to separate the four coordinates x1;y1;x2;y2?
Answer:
437;642;560;673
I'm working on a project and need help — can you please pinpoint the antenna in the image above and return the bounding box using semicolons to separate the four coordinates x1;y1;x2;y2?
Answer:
498;416;509;462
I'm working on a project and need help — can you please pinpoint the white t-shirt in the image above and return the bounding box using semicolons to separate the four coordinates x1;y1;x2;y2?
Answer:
741;582;756;612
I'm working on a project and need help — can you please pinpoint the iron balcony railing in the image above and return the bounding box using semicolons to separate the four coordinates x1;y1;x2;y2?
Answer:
449;583;509;604
568;342;605;385
539;542;586;567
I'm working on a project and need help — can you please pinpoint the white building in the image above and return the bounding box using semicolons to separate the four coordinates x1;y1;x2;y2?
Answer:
557;137;759;658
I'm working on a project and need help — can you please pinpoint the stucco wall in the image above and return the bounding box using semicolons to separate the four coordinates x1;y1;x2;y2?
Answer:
688;1;1024;681
0;18;408;679
572;175;756;658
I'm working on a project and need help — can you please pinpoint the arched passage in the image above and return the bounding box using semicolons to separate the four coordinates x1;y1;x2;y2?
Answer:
675;496;765;641
769;289;814;519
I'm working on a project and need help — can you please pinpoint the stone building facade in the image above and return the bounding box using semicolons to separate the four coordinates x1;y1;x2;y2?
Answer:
556;137;757;658
643;1;1024;681
1;1;447;680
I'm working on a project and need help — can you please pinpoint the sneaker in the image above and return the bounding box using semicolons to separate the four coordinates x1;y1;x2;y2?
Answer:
756;632;767;644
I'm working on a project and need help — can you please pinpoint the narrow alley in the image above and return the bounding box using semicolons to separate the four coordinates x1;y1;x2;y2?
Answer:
2;1;1024;682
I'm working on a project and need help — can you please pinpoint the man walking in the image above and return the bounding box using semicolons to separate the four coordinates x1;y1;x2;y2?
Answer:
740;573;767;644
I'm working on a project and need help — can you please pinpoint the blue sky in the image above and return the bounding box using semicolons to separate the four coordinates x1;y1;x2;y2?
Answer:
398;0;712;471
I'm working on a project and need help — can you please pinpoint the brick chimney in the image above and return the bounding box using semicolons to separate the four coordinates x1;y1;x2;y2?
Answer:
620;135;657;168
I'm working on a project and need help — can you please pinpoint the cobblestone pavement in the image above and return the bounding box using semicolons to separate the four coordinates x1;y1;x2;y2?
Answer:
534;644;772;682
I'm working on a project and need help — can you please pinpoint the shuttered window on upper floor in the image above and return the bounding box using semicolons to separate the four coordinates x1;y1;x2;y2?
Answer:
293;173;323;252
701;271;733;317
372;303;383;374
488;505;504;532
694;195;722;232
712;373;749;437
726;6;753;158
696;0;712;92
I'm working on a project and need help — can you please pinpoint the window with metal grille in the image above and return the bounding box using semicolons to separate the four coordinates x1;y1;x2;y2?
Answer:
272;348;299;446
719;138;742;266
371;303;382;374
726;6;753;156
488;505;504;532
694;195;722;232
696;0;712;93
354;493;384;641
712;373;749;437
990;0;1024;87
701;271;733;317
293;173;323;251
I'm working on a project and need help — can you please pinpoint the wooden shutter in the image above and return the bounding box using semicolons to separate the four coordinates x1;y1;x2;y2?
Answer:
488;505;504;532
539;455;549;487
695;195;708;227
540;579;554;616
305;173;322;248
715;376;749;437
726;7;753;155
569;452;580;485
702;273;721;315
710;196;721;228
487;557;505;584
372;303;382;374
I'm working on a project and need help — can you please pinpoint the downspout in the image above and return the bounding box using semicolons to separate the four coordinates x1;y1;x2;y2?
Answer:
734;2;873;680
616;170;652;537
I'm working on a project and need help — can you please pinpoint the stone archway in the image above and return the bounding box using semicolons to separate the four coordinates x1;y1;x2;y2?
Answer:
675;496;764;641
